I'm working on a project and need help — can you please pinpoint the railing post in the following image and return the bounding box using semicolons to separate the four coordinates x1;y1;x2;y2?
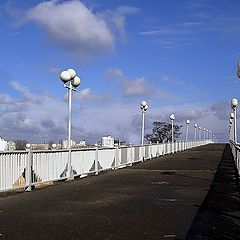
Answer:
115;146;119;169
25;144;33;192
150;142;152;160
130;144;133;166
95;146;99;175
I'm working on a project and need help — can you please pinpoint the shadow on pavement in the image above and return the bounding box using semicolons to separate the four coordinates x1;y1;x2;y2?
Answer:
185;144;240;240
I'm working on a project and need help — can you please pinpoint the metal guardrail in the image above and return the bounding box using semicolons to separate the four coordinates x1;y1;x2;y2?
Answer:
0;140;211;192
229;140;240;173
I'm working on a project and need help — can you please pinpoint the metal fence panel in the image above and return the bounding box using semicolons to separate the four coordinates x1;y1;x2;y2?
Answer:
0;152;28;191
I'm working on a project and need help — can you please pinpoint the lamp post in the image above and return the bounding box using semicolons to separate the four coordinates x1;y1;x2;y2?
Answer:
140;101;148;146
230;114;234;140
198;126;201;140
194;124;197;141
203;128;205;140
169;114;175;143
185;119;190;142
60;68;81;180
237;60;240;79
231;98;238;142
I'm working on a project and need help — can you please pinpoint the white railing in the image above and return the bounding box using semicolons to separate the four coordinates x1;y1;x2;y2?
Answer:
0;140;212;192
229;140;240;173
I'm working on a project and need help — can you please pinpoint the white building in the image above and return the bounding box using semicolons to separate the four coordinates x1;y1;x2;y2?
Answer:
101;135;114;148
78;140;86;146
60;139;76;149
0;137;8;151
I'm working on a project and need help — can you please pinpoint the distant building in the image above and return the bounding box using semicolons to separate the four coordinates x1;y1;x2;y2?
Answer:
78;140;86;146
0;137;8;151
101;135;114;148
60;139;76;149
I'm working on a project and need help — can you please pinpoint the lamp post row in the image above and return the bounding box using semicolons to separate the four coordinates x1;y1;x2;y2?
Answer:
229;61;240;142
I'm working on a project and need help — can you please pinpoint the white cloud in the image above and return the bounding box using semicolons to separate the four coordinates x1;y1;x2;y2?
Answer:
24;0;114;60
105;68;181;100
106;68;153;97
8;1;139;61
123;77;150;96
75;88;107;101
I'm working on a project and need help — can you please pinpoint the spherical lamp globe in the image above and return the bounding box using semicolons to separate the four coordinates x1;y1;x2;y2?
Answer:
169;114;175;120
67;69;76;79
26;143;31;149
231;98;238;109
60;71;71;83
71;76;81;88
141;101;147;107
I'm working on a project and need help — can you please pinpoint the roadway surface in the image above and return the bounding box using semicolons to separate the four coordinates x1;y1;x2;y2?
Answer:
0;144;239;240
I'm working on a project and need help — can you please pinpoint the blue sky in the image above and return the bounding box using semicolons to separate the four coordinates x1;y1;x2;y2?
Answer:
0;0;239;144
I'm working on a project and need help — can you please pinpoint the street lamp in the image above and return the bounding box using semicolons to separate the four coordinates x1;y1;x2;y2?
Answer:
206;129;209;140
198;126;201;140
169;114;175;143
185;119;190;142
237;60;240;79
60;68;81;180
140;101;148;145
194;124;197;141
231;98;238;142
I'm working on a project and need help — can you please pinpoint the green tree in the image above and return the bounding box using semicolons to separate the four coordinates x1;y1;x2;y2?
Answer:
145;121;182;143
13;139;28;150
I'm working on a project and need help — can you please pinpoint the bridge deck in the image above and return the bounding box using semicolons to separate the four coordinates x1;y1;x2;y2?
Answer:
0;144;239;240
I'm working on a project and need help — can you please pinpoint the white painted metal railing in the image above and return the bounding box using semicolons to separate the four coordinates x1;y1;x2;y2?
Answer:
229;140;240;173
0;140;211;192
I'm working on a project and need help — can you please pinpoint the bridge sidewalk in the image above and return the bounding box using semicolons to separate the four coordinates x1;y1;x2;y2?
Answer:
0;144;239;240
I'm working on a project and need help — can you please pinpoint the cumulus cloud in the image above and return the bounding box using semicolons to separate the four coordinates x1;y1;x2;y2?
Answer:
24;0;114;60
6;1;138;61
99;5;139;41
106;68;153;97
105;68;181;100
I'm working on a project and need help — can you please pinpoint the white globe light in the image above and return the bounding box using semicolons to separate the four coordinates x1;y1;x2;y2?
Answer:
144;105;149;111
194;124;198;128
26;143;31;149
52;143;57;149
186;119;190;124
230;119;233;124
231;98;238;108
199;126;201;129
169;114;175;120
71;76;81;88
230;113;234;119
60;71;71;83
141;101;147;107
67;69;77;79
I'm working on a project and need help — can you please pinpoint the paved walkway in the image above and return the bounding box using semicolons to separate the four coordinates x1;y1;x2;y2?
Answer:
0;144;239;240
